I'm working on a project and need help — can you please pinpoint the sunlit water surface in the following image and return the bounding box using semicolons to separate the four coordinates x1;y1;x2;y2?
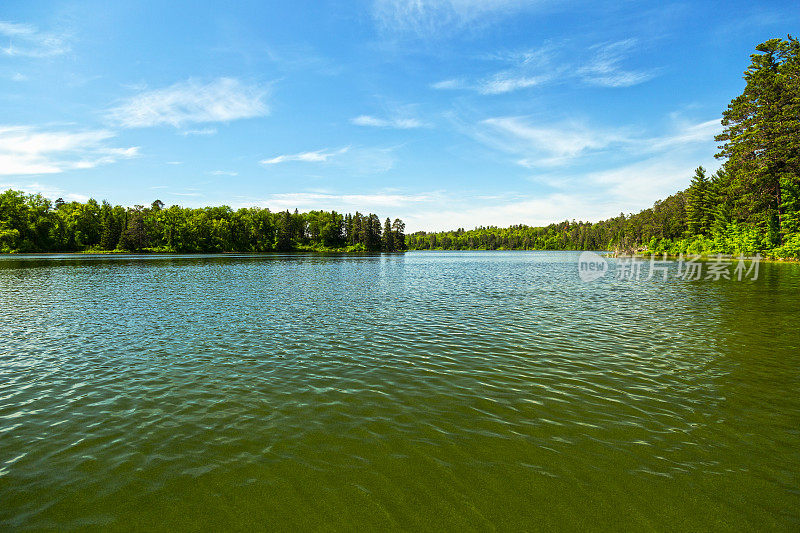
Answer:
1;252;799;530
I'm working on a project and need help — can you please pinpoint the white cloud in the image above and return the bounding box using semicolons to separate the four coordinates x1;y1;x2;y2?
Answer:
261;147;350;165
471;114;720;168
210;170;238;176
11;72;27;82
0;21;69;58
0;125;139;175
107;78;268;128
477;45;561;94
478;116;630;166
648;118;722;150
577;40;657;87
180;127;217;136
260;145;397;175
431;79;463;90
434;39;656;94
433;44;559;94
478;74;550;94
351;115;424;129
373;0;539;36
583;156;712;207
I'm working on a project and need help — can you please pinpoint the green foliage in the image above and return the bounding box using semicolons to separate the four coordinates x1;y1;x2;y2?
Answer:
715;36;800;242
772;233;800;259
0;191;404;254
686;167;712;235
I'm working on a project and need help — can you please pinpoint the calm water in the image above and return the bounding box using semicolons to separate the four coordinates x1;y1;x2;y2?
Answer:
1;251;799;530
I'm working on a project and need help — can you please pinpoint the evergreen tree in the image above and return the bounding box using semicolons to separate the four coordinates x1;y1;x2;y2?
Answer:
383;217;394;252
353;212;363;247
276;210;292;251
118;210;147;251
686;167;712;235
366;214;381;251
392;218;406;251
715;36;800;242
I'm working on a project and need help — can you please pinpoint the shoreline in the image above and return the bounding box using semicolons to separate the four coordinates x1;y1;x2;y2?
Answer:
3;249;798;263
0;249;403;256
405;249;800;263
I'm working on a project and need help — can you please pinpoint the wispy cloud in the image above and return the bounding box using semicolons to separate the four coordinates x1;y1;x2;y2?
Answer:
180;127;218;136
210;170;238;176
583;156;712;206
433;39;656;94
261;147;350;165
648;118;722;150
351;115;424;129
373;0;540;37
477;116;630;166
476;45;561;94
577;40;658;87
107;78;269;128
471;114;721;168
260;146;397;175
11;72;28;82
0;125;138;176
431;79;463;90
0;21;70;58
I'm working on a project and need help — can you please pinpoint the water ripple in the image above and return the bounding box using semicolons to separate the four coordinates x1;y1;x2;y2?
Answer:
0;252;799;529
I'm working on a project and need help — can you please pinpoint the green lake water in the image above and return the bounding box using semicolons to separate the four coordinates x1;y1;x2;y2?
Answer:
1;251;799;530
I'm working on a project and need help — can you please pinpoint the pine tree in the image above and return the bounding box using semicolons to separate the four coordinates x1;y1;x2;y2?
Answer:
353;212;363;247
715;36;800;242
118;210;147;251
383;217;394;252
368;214;382;251
686;166;712;235
392;218;406;251
276;210;292;251
709;169;735;237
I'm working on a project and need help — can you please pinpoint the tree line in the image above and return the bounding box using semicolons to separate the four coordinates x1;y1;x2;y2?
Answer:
0;194;406;253
408;36;800;259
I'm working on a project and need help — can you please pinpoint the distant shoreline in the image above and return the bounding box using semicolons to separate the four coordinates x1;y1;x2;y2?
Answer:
3;249;798;263
0;250;403;256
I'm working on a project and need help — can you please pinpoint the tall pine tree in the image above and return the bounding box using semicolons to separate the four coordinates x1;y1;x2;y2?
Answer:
715;36;800;243
686;166;712;235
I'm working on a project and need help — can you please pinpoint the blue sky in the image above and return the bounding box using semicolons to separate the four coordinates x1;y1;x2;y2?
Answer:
1;0;798;231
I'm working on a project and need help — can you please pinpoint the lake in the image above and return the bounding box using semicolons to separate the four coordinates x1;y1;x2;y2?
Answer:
1;251;799;530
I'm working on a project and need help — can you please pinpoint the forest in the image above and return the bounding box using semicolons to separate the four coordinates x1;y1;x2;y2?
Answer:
0;195;406;253
408;37;800;259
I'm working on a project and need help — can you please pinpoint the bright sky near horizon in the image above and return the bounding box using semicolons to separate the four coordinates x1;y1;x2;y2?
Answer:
1;1;798;231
